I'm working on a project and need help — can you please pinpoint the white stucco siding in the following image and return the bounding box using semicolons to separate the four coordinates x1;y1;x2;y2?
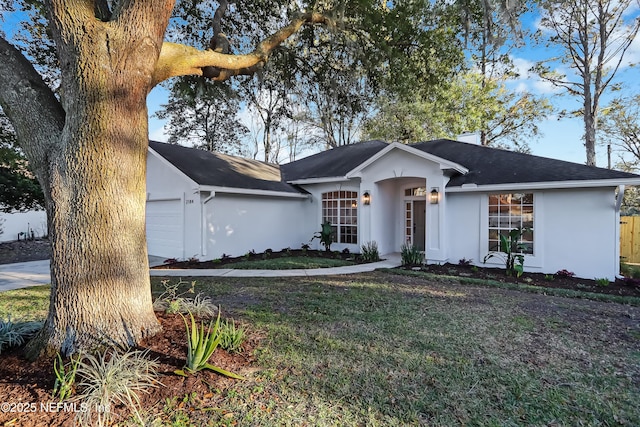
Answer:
541;188;618;280
204;194;314;259
146;151;200;259
445;193;482;264
445;188;620;280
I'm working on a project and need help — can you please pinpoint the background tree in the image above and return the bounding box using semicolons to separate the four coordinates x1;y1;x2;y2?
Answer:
600;94;640;171
0;110;44;212
534;0;640;166
364;0;551;151
155;77;248;154
0;0;470;358
363;71;551;151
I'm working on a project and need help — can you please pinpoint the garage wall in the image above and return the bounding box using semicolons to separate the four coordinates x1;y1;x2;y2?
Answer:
146;151;196;259
204;194;314;259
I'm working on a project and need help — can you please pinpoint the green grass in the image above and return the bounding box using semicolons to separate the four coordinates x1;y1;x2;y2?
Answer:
3;276;639;426
149;273;640;426
0;285;50;320
226;256;354;270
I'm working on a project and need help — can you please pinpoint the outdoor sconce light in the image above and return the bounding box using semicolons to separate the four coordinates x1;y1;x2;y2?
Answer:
430;188;440;204
362;191;371;205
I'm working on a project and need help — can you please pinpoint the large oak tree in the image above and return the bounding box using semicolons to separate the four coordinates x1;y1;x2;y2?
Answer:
0;0;467;358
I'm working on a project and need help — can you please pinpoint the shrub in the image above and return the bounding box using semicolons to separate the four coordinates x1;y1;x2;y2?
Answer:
341;247;351;255
595;278;610;287
401;243;424;266
483;227;529;277
0;317;42;354
163;258;178;265
311;221;334;252
75;349;160;426
219;319;246;353
556;269;575;277
458;258;473;266
361;241;380;262
544;274;555;281
175;310;244;379
52;353;81;401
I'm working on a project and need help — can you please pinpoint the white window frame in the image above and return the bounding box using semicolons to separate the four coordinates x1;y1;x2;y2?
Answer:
322;191;359;245
480;192;543;268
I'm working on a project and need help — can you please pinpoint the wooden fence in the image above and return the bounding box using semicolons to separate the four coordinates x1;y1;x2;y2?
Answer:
621;216;640;264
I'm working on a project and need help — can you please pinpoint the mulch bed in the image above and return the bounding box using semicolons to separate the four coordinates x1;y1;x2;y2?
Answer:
415;263;640;298
155;248;365;269
0;312;258;427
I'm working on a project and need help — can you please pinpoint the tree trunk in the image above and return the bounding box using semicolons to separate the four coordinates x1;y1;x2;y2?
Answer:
25;9;169;358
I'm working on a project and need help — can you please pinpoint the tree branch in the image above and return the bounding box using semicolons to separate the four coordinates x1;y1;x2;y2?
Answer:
153;12;331;86
0;36;64;185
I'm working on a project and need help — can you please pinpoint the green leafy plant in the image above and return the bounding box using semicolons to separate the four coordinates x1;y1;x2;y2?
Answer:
544;274;555;281
75;349;160;427
401;243;424;266
311;221;334;252
483;227;530;277
0;317;42;354
595;278;610;287
361;241;380;262
219;319;247;353
153;279;195;312
52;353;81;401
175;310;244;379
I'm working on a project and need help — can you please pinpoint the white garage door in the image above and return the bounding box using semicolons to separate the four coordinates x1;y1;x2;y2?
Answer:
146;198;184;259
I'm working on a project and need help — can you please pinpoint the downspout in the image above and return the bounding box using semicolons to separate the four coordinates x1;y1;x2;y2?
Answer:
615;185;625;278
201;192;216;257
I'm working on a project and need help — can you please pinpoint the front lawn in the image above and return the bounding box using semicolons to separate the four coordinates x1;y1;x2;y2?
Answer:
1;272;638;426
150;273;640;426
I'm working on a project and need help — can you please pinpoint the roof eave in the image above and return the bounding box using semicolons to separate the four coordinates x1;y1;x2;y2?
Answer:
198;185;309;199
445;178;640;193
286;176;350;185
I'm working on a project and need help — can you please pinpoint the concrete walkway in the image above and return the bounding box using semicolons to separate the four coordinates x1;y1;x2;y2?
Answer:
0;254;402;292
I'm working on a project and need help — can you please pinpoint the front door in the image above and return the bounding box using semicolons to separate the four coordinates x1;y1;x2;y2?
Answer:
405;199;426;251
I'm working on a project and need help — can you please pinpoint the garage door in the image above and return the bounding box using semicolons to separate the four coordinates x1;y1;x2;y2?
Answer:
146;198;184;259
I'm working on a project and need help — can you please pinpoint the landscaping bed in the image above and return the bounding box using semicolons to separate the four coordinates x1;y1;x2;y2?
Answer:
408;262;640;298
154;248;370;269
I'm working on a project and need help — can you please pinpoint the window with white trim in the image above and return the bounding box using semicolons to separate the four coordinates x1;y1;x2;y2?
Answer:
488;193;534;254
322;191;358;244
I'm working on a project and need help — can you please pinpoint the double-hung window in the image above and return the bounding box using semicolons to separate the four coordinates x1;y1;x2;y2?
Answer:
488;193;534;254
322;191;358;244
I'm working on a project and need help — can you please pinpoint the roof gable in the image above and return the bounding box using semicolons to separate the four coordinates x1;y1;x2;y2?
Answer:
346;142;468;178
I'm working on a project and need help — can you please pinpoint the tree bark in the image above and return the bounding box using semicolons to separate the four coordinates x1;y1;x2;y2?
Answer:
0;0;330;358
24;1;174;358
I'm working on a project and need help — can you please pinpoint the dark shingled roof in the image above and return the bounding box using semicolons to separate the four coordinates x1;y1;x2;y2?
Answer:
280;140;389;181
151;139;640;192
149;141;303;194
410;139;640;187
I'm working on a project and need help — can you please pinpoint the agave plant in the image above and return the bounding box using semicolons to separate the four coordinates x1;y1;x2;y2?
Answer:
175;310;244;379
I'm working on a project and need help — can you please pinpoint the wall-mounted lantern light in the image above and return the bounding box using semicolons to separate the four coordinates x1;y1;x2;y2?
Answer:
429;188;440;204
362;191;371;206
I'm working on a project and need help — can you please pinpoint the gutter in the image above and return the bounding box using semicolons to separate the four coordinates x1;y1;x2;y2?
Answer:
445;179;640;193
